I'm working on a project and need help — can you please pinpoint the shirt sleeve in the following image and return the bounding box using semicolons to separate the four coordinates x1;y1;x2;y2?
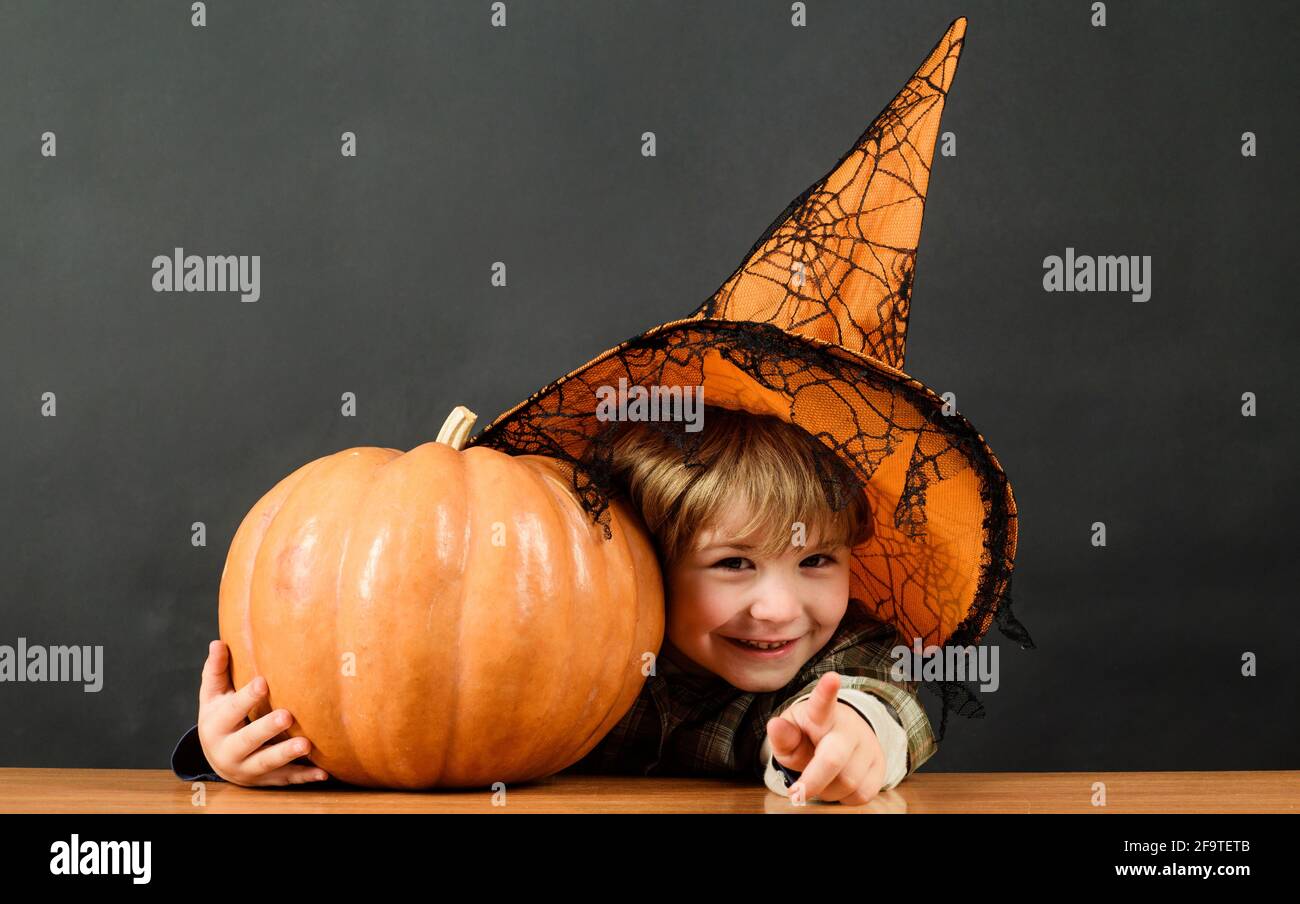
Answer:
757;685;911;796
171;724;225;783
845;675;936;778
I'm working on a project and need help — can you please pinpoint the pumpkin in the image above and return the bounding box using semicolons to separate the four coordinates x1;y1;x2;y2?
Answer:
219;406;665;789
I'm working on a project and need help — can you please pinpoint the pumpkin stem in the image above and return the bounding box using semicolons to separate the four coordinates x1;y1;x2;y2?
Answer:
436;406;478;451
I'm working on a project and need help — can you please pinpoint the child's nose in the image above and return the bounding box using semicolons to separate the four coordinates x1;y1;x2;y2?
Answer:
747;574;804;620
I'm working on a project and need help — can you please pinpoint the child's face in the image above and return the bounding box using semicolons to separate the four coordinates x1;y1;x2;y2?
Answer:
660;504;851;693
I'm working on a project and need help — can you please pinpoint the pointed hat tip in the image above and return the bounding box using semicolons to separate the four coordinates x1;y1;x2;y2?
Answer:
919;16;967;93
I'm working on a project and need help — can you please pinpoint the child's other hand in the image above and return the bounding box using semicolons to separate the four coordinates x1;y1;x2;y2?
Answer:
765;671;886;805
196;640;330;788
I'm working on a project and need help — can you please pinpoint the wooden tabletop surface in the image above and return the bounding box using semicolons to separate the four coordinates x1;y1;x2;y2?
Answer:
1;768;1296;813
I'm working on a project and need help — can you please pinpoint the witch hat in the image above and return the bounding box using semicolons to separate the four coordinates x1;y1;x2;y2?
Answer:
465;17;1034;738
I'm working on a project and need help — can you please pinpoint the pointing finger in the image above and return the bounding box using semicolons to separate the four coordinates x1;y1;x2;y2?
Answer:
793;673;842;744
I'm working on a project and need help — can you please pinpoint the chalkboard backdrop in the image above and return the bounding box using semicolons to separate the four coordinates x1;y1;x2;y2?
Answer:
2;0;1296;776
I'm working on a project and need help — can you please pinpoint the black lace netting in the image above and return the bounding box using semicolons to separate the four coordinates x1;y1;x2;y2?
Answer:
464;17;1034;742
466;319;1036;742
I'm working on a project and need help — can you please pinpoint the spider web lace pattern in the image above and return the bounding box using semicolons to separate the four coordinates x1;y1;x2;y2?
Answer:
468;320;1035;740
689;17;965;374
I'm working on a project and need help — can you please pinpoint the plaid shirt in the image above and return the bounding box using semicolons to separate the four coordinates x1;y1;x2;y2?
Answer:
563;604;937;784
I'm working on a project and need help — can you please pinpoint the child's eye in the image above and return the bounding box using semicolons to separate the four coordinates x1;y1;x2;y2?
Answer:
711;557;751;570
801;553;836;568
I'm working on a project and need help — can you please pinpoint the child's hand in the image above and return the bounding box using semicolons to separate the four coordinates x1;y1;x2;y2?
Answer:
766;671;886;805
196;640;330;788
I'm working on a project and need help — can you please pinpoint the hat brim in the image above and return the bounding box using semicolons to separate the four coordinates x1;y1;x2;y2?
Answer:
468;316;1017;655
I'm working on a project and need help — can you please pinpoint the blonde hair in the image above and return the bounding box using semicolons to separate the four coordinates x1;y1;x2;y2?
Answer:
606;405;872;565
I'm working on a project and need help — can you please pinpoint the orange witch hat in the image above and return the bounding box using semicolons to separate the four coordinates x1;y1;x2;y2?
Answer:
465;17;1033;737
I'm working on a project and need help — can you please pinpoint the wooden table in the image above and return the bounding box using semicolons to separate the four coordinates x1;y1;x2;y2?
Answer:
2;768;1296;813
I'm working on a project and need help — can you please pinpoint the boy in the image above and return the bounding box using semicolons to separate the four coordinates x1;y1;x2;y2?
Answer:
561;405;937;803
171;406;936;803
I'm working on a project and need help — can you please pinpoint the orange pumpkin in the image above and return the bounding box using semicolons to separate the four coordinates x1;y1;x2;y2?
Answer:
219;406;665;789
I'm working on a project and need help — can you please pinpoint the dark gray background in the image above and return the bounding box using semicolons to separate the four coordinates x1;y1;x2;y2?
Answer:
2;0;1296;774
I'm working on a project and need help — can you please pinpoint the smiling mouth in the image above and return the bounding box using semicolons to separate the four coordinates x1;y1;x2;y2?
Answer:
723;635;801;651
